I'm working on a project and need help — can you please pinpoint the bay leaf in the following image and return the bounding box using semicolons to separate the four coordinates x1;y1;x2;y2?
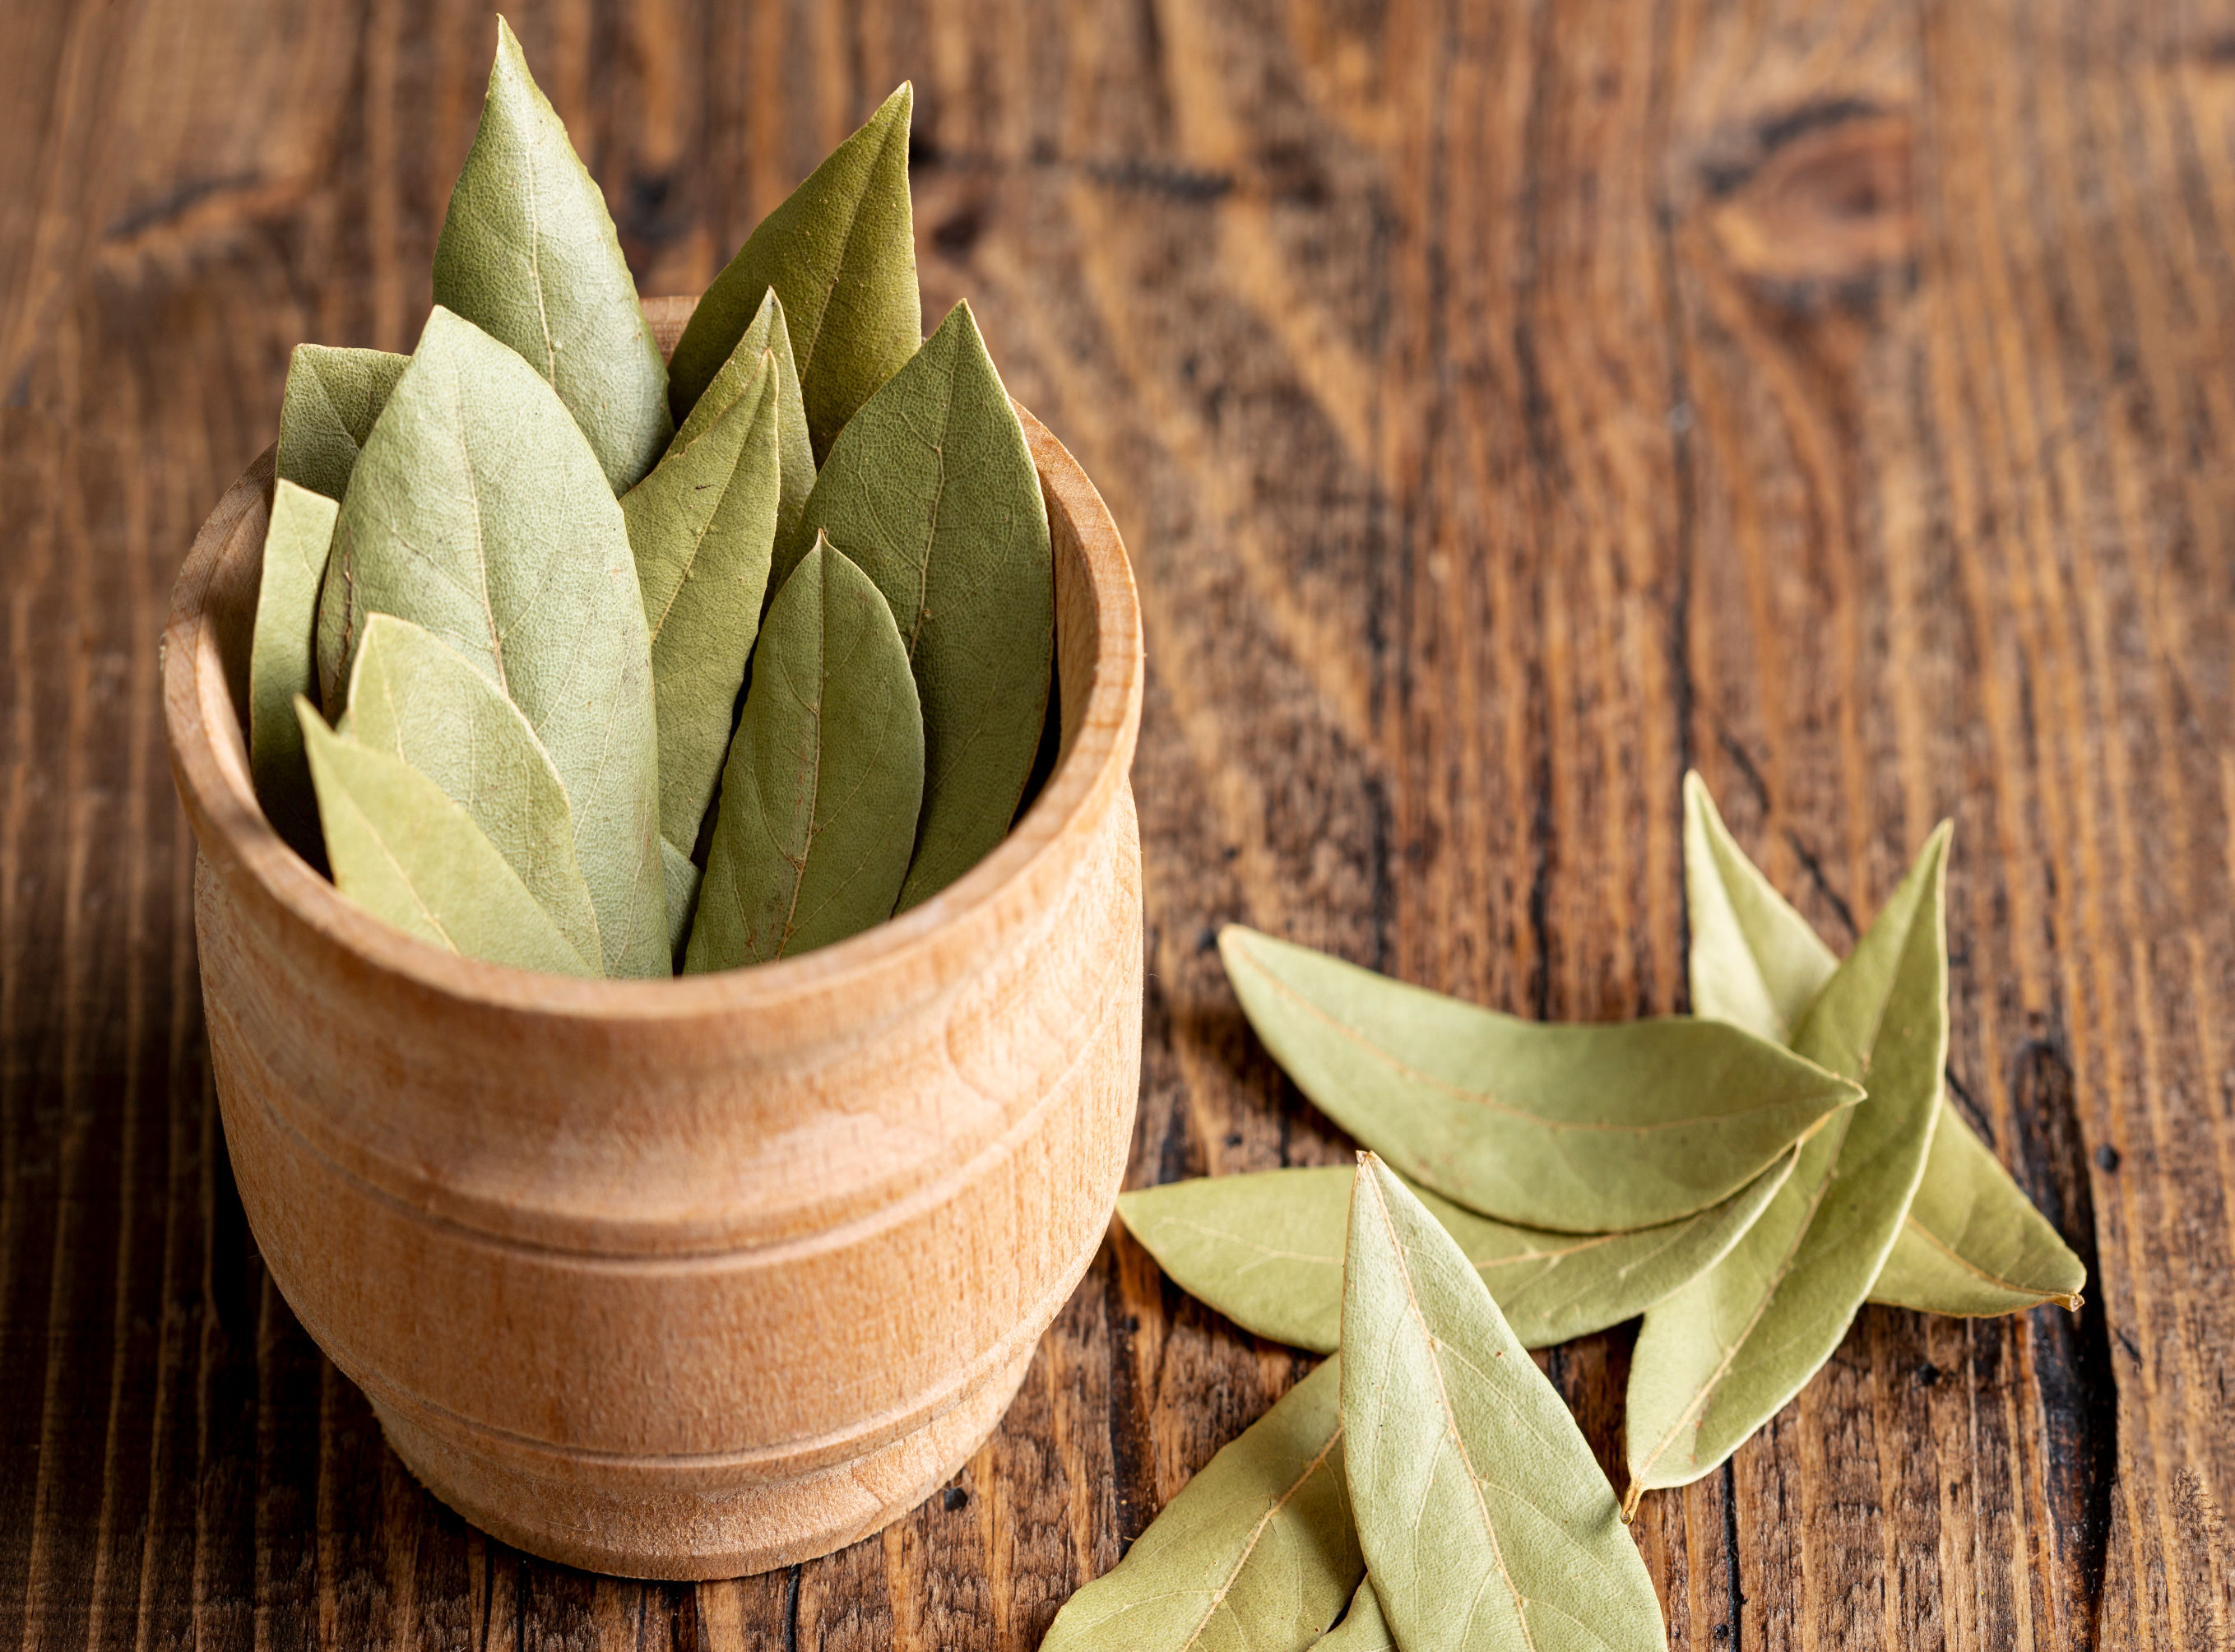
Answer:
671;287;814;555
317;305;667;978
668;84;918;461
1120;1158;1790;1354
276;344;408;503
1219;925;1860;1232
1625;825;1951;1505
297;699;593;977
1342;1156;1666;1652
661;836;701;966
249;480;340;861
343;613;601;976
1038;1357;1361;1652
1311;1581;1393;1652
623;353;781;850
1684;773;2084;1315
791;301;1053;910
684;537;923;970
432;17;672;491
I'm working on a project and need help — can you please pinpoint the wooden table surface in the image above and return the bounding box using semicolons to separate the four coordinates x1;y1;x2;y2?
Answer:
4;1;2231;1647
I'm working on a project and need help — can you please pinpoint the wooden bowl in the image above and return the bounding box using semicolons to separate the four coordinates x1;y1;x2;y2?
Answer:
160;297;1145;1580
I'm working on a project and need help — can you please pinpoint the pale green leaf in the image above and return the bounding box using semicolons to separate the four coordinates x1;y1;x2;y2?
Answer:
344;614;601;976
1218;925;1860;1232
684;538;923;969
661;836;701;966
792;301;1052;910
1627;826;1950;1501
1682;772;1837;1044
1311;1581;1394;1651
1039;1357;1361;1652
1342;1157;1666;1652
672;287;814;555
669;84;917;461
317;305;666;977
249;480;340;861
298;699;593;977
276;345;408;503
1120;1158;1790;1354
433;17;671;490
623;354;781;849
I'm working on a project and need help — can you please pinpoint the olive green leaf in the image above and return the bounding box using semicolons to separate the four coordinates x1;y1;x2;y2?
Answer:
1626;825;1951;1504
684;537;923;970
1120;1158;1790;1354
1218;925;1860;1232
433;16;671;491
343;614;601;976
792;301;1053;910
672;287;814;555
1038;1357;1361;1652
317;306;667;978
276;345;408;503
297;699;593;977
249;480;340;861
623;354;781;849
1683;773;2084;1315
661;836;701;965
669;83;918;461
1342;1156;1666;1652
1311;1581;1393;1652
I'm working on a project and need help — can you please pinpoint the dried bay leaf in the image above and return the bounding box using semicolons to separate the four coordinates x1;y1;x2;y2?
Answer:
1342;1156;1666;1652
1219;925;1860;1232
344;614;601;976
684;538;923;970
669;84;917;461
298;700;593;977
249;480;340;861
276;345;408;503
623;355;781;850
1626;825;1951;1503
1120;1158;1790;1354
1038;1357;1361;1652
433;18;672;492
1311;1581;1393;1651
1684;773;2084;1315
318;306;667;978
792;301;1053;910
672;288;814;555
661;837;701;965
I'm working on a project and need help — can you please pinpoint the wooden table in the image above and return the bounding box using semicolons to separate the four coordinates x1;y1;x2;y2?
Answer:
3;1;2227;1646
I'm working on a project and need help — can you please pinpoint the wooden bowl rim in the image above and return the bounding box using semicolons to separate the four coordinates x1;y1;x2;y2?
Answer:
163;309;1142;1023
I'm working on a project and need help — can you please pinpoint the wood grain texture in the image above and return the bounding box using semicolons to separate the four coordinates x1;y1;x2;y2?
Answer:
1;0;2227;1644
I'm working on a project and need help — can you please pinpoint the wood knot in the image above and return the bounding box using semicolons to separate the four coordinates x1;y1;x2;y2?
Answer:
1700;100;1915;306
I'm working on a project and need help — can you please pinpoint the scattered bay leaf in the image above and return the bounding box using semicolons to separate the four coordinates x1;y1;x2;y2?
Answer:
432;17;672;491
1120;1158;1791;1354
1038;1357;1361;1652
249;480;340;861
1342;1156;1666;1652
684;537;923;970
1219;925;1861;1232
1682;772;1836;1045
669;84;918;461
297;699;593;977
1311;1580;1393;1652
318;306;666;977
792;300;1052;910
1626;825;1951;1503
276;345;408;503
623;354;781;850
672;287;814;555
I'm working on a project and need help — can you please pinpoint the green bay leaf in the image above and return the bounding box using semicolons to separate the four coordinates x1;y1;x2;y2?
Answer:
276;345;408;503
1683;772;1837;1044
317;305;666;978
1219;925;1860;1232
684;537;923;970
298;699;593;977
672;287;814;555
1039;1357;1361;1652
624;353;781;849
1627;825;1951;1502
249;480;340;861
792;300;1053;910
433;17;672;491
344;614;601;976
1120;1159;1789;1354
669;84;917;461
1342;1157;1666;1652
661;836;701;966
1311;1581;1393;1651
